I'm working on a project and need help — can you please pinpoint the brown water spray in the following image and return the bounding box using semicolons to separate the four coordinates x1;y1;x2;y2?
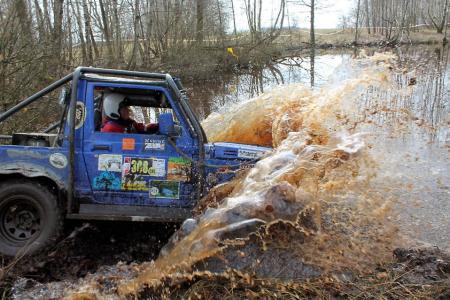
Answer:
114;53;414;296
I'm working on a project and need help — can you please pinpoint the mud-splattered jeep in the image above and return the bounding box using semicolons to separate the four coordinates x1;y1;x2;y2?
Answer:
0;67;270;256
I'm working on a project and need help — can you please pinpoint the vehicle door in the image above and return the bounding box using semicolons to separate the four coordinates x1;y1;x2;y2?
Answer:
82;81;197;208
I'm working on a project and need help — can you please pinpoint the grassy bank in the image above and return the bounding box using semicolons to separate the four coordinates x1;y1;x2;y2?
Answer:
155;27;448;80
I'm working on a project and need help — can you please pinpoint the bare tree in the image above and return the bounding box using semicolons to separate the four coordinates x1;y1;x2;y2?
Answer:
230;0;237;36
244;0;285;45
442;0;449;44
354;0;361;45
98;0;114;65
196;0;205;43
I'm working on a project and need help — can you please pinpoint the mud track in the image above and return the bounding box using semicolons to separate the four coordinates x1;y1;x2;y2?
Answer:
0;221;177;297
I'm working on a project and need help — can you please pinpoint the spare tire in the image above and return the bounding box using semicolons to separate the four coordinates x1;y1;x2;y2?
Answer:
0;181;62;256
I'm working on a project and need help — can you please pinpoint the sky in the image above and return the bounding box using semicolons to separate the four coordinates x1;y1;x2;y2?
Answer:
231;0;355;31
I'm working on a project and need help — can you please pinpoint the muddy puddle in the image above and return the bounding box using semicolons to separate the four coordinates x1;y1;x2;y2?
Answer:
3;46;450;299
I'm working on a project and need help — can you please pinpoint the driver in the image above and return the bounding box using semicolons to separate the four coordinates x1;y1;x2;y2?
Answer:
101;93;158;134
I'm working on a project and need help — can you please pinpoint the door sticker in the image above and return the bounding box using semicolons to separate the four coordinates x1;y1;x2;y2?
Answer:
121;157;166;191
75;101;86;129
149;180;180;199
49;153;68;169
121;174;148;191
167;157;191;181
121;157;145;190
93;171;121;190
144;139;165;151
122;138;135;150
128;157;165;177
237;149;263;159
98;154;122;172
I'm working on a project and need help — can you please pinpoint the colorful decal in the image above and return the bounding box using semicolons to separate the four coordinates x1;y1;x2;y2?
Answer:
128;157;165;177
121;174;148;191
167;157;191;181
122;138;135;150
237;149;263;159
121;157;143;190
98;154;122;172
144;139;165;151
149;180;180;199
49;153;68;169
121;157;166;191
75;101;86;129
93;171;121;190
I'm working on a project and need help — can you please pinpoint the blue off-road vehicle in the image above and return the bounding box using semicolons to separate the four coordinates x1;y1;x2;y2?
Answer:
0;67;270;256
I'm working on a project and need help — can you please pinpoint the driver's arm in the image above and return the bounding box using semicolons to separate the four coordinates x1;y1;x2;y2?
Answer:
132;121;159;134
145;123;159;134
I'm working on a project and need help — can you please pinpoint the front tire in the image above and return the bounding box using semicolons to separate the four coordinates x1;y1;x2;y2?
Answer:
0;181;62;256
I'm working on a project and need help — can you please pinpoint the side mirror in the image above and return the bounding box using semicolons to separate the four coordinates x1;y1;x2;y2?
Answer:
58;87;68;107
158;113;181;137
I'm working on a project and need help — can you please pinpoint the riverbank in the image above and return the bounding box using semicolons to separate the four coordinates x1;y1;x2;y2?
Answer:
277;28;448;48
150;28;449;82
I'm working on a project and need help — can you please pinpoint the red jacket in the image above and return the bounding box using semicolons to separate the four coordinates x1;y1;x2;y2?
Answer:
101;119;158;134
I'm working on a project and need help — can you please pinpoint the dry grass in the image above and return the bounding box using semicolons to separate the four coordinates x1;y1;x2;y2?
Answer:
134;267;449;299
269;28;447;48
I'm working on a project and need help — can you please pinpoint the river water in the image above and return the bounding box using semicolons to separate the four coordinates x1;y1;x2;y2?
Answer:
186;45;449;252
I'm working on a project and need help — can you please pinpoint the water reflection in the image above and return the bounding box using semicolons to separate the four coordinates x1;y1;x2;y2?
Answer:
310;45;315;87
350;46;450;144
186;51;349;118
187;46;449;144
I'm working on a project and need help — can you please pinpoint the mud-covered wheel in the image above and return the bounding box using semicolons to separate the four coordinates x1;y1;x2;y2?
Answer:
0;181;62;256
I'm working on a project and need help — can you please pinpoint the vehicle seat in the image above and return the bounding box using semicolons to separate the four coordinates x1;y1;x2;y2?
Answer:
94;95;103;131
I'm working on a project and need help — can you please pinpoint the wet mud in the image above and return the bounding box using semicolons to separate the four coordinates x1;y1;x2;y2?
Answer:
9;222;450;299
0;222;177;298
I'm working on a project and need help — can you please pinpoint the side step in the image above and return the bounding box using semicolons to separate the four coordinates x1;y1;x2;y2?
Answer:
66;204;192;222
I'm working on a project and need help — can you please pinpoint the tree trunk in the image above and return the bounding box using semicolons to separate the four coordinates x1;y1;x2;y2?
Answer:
82;0;93;64
112;0;123;63
127;0;140;69
42;0;52;34
99;0;114;65
66;2;73;63
444;0;449;44
52;0;64;69
33;0;46;41
231;0;237;36
310;0;315;87
216;0;225;47
196;0;204;43
310;0;315;48
364;0;370;34
72;0;87;65
355;0;361;45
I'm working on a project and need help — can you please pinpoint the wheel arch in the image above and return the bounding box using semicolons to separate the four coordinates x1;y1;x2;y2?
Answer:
0;165;67;209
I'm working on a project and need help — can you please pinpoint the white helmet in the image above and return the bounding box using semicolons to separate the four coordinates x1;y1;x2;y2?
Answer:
103;93;126;120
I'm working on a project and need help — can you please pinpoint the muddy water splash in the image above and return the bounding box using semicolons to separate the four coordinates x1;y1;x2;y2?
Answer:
60;51;449;298
104;53;423;296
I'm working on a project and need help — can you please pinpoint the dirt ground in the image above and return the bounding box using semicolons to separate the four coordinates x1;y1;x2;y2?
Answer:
0;221;178;298
3;221;449;299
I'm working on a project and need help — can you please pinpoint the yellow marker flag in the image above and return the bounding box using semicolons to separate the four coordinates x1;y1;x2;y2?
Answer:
227;47;238;60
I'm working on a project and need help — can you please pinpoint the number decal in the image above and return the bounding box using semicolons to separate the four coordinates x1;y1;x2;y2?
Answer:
142;161;149;174
127;158;166;177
